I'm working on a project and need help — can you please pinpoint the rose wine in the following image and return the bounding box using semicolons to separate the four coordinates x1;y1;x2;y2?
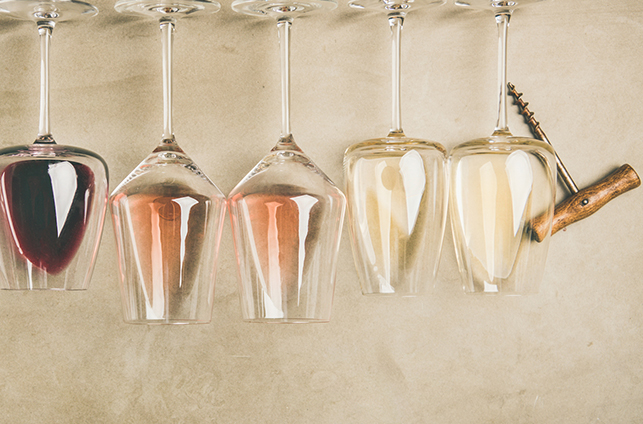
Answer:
231;190;321;300
0;160;95;274
111;185;217;321
229;186;343;321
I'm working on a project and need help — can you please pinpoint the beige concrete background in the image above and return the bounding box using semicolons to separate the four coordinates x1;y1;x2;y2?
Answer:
0;0;641;422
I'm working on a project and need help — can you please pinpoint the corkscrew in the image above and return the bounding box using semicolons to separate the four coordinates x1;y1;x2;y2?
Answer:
508;82;641;242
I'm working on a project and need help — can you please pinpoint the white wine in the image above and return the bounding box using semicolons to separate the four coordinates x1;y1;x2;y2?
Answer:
344;138;447;295
449;139;556;294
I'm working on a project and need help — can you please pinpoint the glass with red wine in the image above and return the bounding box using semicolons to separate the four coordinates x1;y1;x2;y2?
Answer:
0;0;108;290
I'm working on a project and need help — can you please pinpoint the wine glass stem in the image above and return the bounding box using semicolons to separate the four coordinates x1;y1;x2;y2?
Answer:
161;18;176;142
389;14;405;137
278;18;292;139
37;21;54;143
494;12;511;136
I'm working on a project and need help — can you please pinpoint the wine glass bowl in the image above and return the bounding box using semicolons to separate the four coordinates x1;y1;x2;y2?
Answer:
449;136;555;294
0;0;108;290
0;144;108;290
110;148;226;324
110;0;226;324
228;143;345;323
344;137;447;295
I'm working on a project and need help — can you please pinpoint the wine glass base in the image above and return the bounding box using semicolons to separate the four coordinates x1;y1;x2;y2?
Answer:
114;0;220;19
455;0;547;13
348;0;444;13
0;0;97;22
231;0;336;19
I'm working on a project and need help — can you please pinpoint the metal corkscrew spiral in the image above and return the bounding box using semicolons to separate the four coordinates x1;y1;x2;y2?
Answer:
507;82;579;194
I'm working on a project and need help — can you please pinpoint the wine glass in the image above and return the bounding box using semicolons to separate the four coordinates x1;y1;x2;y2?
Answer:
449;0;557;294
0;0;108;290
110;0;226;324
228;0;346;323
343;0;447;296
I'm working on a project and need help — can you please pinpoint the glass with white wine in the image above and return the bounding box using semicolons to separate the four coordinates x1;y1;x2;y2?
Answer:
449;0;556;294
344;0;448;296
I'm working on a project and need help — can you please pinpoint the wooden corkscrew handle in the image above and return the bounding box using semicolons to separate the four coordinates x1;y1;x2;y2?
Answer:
531;164;641;242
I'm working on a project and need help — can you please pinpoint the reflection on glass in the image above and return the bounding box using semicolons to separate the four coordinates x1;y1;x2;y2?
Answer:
449;144;555;293
345;144;446;295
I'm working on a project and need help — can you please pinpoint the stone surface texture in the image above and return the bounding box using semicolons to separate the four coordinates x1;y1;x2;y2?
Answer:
0;0;641;422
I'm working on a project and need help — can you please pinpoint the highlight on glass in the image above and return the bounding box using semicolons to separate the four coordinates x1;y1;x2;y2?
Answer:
343;0;447;296
110;0;226;324
448;0;556;294
228;0;345;323
0;0;108;290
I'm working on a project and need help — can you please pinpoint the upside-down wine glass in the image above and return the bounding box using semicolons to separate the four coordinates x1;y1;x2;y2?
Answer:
344;0;447;296
0;0;108;290
228;0;346;323
110;0;226;324
449;0;556;294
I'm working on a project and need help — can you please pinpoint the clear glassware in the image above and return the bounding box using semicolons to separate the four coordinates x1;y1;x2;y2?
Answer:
344;0;447;296
228;0;345;323
0;0;108;290
449;0;556;294
110;0;226;324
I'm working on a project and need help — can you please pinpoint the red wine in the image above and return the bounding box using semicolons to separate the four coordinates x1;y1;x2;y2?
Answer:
1;160;95;274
